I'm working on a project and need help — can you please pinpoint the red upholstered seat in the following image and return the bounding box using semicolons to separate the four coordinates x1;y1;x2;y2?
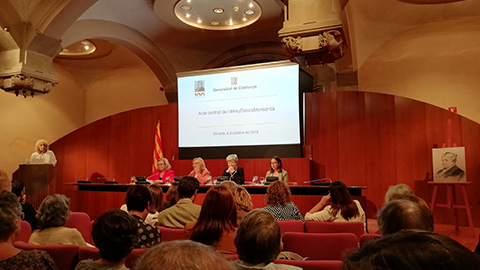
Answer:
358;233;381;247
274;259;343;270
78;246;101;261
277;220;305;236
304;221;365;239
158;226;187;241
17;220;32;243
282;232;358;260
14;241;79;270
65;212;93;244
125;248;148;268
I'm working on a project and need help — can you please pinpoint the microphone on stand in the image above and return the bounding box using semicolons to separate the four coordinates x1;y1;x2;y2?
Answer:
303;178;333;184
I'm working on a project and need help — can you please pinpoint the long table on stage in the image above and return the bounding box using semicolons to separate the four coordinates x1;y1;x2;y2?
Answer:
66;183;366;220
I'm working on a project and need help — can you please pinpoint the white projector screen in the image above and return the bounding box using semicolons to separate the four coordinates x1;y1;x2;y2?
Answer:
177;61;302;159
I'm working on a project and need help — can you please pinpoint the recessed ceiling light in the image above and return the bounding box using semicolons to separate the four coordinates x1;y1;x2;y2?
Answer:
186;13;191;18
197;19;202;23
242;17;247;22
181;5;191;11
245;10;255;15
233;6;239;12
249;2;254;8
210;21;220;25
213;8;224;14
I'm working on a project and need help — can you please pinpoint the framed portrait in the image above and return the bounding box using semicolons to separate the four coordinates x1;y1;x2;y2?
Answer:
432;147;466;182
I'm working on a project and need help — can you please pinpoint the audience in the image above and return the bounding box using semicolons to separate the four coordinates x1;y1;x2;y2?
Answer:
157;176;201;228
343;230;480;270
125;185;162;248
0;190;58;270
233;186;253;224
145;184;163;226
75;209;138;270
231;209;301;270
29;194;91;247
186;186;237;254
377;197;433;235
305;181;365;226
133;240;231;270
0;169;11;191
163;182;179;209
384;183;415;204
11;180;37;230
262;180;304;221
219;180;238;192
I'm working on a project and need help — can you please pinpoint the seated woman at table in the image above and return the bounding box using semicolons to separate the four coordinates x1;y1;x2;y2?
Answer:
233;186;253;224
304;181;365;226
147;158;175;184
222;154;244;185
262;180;304;221
29;139;57;166
265;156;289;184
188;157;211;184
29;194;92;247
0;191;57;270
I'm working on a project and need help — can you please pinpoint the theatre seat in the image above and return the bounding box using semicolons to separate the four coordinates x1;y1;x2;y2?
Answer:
358;233;381;247
14;241;79;270
304;221;365;239
157;226;186;241
65;212;93;244
125;248;148;268
282;232;358;260
277;220;304;236
274;259;343;270
78;246;101;261
17;220;32;242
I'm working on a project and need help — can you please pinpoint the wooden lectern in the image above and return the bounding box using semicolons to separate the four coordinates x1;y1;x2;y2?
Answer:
18;164;56;208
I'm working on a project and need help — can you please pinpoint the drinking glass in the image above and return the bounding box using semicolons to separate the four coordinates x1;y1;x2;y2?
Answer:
253;176;259;185
260;177;266;185
130;176;136;185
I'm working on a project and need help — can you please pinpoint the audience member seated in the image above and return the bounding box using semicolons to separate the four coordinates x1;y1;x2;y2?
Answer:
265;156;289;184
219;180;238;192
231;209;301;270
157;176;201;228
377;197;433;235
188;157;212;184
147;158;174;184
233;186;253;224
0;169;11;191
384;183;415;204
132;240;231;270
0;191;57;270
163;182;179;210
11;180;37;230
262;181;304;222
343;230;480;270
222;154;245;185
145;184;163;226
29;194;91;247
305;181;365;226
185;186;237;254
75;209;138;270
125;185;162;248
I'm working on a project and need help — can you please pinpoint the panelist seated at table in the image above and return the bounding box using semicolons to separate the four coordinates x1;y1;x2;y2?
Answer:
147;158;175;184
27;139;57;166
188;157;211;184
222;154;245;185
265;156;289;184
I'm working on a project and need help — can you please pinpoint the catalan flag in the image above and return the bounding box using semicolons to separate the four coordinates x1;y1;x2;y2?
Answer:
152;121;164;173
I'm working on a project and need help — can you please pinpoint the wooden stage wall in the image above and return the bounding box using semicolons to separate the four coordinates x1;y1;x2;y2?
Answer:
49;92;480;226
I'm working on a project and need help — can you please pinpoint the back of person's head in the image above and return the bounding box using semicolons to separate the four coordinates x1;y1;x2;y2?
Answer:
219;180;237;192
0;169;11;192
125;185;152;212
342;230;480;270
265;180;291;206
177;176;199;199
377;198;433;235
384;184;415;204
190;186;237;246
36;194;70;229
233;186;253;212
11;180;24;197
166;182;179;206
148;184;164;212
133;240;231;270
235;209;282;265
0;190;22;241
328;181;359;220
92;209;138;263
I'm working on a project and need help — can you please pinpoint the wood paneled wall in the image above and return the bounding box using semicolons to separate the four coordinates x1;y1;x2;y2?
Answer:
51;92;480;226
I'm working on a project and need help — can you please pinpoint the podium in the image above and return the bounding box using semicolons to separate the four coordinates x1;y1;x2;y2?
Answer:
18;164;56;207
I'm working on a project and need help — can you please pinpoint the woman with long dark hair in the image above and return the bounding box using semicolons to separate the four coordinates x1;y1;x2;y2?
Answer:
305;181;365;225
185;186;237;254
265;156;289;184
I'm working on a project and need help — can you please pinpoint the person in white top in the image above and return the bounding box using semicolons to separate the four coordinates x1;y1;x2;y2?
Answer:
304;181;365;226
29;139;57;166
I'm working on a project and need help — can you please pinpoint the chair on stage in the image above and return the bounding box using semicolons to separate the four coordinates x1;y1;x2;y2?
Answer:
274;259;343;270
277;220;305;236
17;220;32;243
358;233;381;247
158;226;186;241
125;248;148;268
282;232;358;260
14;241;79;270
304;221;366;239
65;212;93;244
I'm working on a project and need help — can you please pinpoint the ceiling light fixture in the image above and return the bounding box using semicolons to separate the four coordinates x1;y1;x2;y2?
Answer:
174;0;262;30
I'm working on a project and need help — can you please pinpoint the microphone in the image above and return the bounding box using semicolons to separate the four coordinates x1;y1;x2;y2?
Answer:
303;178;332;184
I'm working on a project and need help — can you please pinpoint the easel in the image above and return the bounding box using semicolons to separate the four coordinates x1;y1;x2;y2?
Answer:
428;119;474;230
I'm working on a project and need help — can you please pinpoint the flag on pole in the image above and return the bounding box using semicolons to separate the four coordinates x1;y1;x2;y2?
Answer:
152;121;164;173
